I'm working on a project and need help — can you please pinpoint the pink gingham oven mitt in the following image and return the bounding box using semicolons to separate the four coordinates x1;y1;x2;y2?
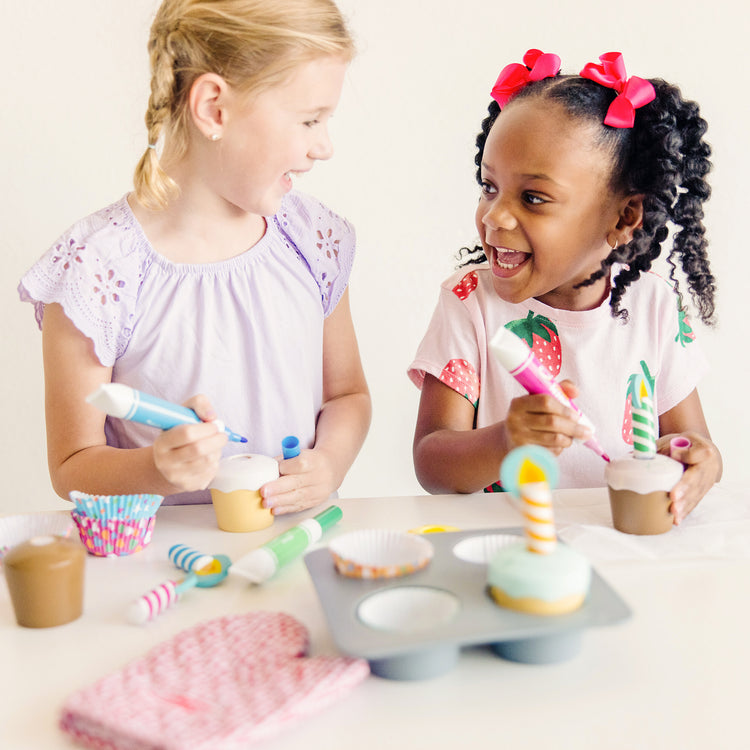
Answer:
60;612;369;749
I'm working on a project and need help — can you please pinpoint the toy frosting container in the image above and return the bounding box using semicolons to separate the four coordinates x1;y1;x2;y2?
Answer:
209;454;279;532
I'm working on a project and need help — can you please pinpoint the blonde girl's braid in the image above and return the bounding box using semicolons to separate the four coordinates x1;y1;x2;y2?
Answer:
132;0;354;211
133;9;184;210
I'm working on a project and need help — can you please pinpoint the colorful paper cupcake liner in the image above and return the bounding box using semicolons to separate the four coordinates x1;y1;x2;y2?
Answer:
69;492;164;521
72;512;156;557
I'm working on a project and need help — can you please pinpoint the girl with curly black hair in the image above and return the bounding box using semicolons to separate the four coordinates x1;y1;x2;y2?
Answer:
409;50;722;523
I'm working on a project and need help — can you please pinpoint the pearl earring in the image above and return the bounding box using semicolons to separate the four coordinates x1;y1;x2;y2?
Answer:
210;133;221;142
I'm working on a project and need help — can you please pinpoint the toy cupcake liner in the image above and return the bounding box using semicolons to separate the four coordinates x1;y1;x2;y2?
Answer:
69;492;164;522
452;533;520;564
0;512;75;563
329;529;434;580
72;512;156;557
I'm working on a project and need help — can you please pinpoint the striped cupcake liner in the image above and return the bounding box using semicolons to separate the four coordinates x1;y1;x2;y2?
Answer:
69;492;164;522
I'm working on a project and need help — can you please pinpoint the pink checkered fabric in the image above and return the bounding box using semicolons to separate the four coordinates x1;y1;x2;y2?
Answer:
60;612;369;749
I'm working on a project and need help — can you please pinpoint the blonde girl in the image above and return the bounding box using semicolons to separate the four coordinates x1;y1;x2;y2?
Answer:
20;0;371;514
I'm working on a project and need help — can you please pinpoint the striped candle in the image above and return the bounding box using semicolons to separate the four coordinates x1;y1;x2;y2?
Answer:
631;375;657;459
518;457;557;555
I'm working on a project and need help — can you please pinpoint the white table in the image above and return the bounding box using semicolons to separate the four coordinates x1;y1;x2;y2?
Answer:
2;486;749;750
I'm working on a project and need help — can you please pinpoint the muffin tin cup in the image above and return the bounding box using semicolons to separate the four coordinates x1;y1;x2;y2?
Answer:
369;645;460;681
491;630;583;664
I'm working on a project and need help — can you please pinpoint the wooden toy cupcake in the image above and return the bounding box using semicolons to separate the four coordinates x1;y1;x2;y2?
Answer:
605;375;683;534
487;446;591;616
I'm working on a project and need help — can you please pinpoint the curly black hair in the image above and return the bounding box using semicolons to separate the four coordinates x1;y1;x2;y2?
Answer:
460;74;716;324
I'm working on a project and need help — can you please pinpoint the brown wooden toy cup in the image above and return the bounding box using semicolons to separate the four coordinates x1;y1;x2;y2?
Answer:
605;454;684;535
209;454;279;532
4;535;85;627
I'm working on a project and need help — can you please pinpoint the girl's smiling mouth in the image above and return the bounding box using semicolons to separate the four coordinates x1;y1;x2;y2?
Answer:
490;246;531;277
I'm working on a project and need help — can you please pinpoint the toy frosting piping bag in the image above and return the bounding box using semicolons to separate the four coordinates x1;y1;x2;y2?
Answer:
490;327;610;462
230;505;343;584
87;383;247;443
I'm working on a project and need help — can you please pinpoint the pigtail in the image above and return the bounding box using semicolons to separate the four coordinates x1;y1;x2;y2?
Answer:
133;18;184;210
457;101;499;268
466;70;716;323
603;79;715;324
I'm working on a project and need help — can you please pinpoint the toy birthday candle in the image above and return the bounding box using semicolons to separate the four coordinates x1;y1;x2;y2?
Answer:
631;375;657;459
500;445;560;555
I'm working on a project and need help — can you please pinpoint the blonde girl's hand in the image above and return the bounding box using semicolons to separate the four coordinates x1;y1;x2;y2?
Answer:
151;394;228;492
260;448;337;515
660;432;722;525
504;380;593;454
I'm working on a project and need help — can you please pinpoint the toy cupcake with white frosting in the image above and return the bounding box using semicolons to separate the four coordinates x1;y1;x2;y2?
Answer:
605;375;683;534
209;454;279;532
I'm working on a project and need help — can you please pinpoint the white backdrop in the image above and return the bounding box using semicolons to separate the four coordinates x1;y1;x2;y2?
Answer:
2;1;747;513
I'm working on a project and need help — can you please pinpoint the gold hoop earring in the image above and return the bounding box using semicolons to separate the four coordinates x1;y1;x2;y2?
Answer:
608;235;618;250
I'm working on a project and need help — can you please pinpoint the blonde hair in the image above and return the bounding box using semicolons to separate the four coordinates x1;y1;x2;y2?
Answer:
133;0;354;210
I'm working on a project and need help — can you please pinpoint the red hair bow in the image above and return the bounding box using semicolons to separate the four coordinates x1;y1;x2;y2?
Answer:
490;49;561;108
579;52;656;128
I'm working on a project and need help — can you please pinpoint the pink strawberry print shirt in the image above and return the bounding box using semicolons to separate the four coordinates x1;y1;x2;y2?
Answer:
408;264;709;489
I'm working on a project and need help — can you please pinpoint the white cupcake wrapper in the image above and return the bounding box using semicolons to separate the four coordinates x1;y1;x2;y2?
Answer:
329;529;434;579
0;512;75;562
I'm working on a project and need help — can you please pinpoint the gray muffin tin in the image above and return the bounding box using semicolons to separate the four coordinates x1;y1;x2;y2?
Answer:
304;528;631;680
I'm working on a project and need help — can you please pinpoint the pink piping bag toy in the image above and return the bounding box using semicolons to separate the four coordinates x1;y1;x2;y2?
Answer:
490;326;610;462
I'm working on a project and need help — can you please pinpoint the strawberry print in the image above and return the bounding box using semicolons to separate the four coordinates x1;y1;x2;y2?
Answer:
675;301;696;347
452;271;478;301
505;311;561;378
484;481;504;493
439;359;479;407
622;384;635;445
